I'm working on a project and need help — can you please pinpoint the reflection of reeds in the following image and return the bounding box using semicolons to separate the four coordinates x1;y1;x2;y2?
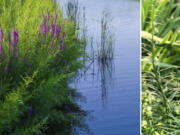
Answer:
65;0;80;27
98;11;114;62
97;11;114;106
98;59;114;107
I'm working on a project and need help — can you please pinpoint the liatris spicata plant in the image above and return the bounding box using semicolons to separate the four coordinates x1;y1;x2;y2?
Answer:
0;28;4;56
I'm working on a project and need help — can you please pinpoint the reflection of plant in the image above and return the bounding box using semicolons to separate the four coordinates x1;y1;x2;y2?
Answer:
142;0;180;134
65;0;80;27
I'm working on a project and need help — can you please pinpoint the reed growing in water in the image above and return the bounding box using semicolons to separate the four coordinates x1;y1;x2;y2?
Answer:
98;11;114;62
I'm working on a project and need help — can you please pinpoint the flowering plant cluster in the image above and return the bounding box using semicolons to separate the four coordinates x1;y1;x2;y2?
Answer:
0;0;85;133
0;28;19;57
40;12;66;50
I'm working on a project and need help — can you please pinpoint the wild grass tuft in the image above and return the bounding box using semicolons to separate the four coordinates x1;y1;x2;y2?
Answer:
98;11;114;62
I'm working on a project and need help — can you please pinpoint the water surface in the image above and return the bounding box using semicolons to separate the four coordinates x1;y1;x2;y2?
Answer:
59;0;140;134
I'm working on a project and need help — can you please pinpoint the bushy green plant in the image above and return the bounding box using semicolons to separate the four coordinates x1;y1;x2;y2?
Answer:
142;0;180;135
0;0;86;134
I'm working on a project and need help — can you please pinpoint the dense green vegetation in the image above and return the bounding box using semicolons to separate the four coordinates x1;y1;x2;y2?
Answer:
142;0;180;135
0;0;86;134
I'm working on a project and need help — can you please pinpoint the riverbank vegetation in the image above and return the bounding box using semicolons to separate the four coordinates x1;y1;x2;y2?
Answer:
0;0;86;134
142;0;180;135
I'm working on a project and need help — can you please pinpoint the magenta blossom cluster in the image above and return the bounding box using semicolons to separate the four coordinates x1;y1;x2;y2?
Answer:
0;28;19;57
40;12;66;50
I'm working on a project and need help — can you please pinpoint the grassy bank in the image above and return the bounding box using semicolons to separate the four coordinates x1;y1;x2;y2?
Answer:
142;0;180;135
0;0;85;134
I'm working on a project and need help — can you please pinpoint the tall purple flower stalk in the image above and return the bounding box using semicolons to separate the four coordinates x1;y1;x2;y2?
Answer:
56;25;61;38
8;29;19;57
40;12;50;35
0;28;4;56
39;12;67;51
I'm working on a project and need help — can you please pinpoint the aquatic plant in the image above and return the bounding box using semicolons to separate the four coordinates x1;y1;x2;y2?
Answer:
98;11;114;62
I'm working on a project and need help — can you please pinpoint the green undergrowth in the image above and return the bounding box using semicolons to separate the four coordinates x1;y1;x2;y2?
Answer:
142;0;180;135
0;0;86;134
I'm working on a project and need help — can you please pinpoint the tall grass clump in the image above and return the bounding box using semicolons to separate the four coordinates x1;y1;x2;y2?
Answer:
0;0;87;134
98;11;114;62
142;0;180;135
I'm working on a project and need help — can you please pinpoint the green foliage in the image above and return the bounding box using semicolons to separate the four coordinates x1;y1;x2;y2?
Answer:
0;0;85;134
142;0;180;135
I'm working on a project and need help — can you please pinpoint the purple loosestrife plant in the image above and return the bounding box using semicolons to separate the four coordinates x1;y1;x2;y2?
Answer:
0;28;4;56
40;12;50;35
8;29;19;57
12;29;19;44
12;29;19;57
56;25;61;38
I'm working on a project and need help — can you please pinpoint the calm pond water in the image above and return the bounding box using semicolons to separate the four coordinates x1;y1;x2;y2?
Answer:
59;0;140;134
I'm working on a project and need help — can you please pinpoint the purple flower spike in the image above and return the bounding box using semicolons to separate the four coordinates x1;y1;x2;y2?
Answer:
60;40;64;50
0;28;3;43
12;29;19;45
28;106;33;116
51;24;56;36
56;25;61;38
12;29;19;57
